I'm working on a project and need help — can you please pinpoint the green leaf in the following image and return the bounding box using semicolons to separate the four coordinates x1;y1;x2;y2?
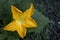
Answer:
7;37;19;40
27;9;49;33
19;0;31;11
0;30;8;40
0;30;19;40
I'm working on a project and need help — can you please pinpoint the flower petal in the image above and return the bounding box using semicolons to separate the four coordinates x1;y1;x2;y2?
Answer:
23;3;34;17
24;17;37;28
11;5;22;20
16;23;27;38
3;21;17;31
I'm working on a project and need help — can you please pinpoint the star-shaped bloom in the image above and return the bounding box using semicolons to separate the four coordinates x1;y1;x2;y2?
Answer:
3;3;37;38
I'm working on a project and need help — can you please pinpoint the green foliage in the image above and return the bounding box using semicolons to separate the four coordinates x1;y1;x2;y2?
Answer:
0;0;49;40
28;9;49;33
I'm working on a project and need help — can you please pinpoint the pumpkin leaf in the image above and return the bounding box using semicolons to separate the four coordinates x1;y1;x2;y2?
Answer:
27;9;49;33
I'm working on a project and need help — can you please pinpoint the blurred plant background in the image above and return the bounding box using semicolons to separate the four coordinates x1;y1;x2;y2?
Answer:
0;0;60;40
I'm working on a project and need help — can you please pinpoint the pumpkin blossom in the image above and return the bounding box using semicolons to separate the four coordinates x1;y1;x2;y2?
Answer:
3;3;37;38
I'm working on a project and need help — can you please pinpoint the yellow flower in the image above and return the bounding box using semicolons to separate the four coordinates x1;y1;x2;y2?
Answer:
3;3;37;38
